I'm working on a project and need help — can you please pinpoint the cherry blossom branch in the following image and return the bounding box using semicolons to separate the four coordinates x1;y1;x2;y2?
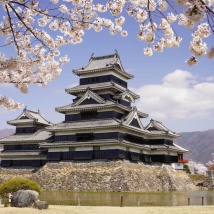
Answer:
5;5;20;55
8;3;50;50
0;0;214;110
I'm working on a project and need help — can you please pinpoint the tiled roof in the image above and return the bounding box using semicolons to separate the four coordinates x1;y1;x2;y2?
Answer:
114;90;140;100
173;143;189;152
40;139;151;150
137;111;149;118
0;151;43;157
0;130;52;143
56;99;148;119
149;143;188;152
75;54;117;71
73;88;105;106
121;107;145;128
40;139;121;148
73;52;133;79
7;108;52;126
46;115;176;138
65;82;126;94
46;118;121;131
56;99;116;112
65;82;140;100
145;119;179;138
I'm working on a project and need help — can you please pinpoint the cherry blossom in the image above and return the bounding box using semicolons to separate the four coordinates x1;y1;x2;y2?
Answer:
144;47;153;56
0;96;23;110
0;0;214;110
185;56;198;66
207;47;214;58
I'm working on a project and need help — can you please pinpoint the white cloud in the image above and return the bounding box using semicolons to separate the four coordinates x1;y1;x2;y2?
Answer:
135;69;214;120
206;76;214;82
163;69;196;88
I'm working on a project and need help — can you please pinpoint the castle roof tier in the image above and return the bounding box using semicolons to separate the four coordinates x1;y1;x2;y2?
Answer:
56;101;148;118
40;139;186;153
113;90;140;101
7;108;52;127
72;88;105;106
65;82;139;97
0;108;53;167
56;89;148;118
73;50;133;80
46;108;177;138
145;119;179;137
0;130;52;144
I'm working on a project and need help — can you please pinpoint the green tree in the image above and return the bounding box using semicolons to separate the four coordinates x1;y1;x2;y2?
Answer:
183;164;191;174
0;178;41;198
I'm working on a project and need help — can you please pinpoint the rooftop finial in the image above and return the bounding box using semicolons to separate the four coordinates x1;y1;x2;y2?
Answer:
90;53;94;61
38;109;40;114
115;49;119;56
24;106;27;111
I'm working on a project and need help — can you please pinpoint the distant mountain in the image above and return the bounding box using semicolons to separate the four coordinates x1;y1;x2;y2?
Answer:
0;128;15;139
175;130;214;164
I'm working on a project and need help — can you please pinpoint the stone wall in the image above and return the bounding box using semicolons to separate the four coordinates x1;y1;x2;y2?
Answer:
0;160;196;191
203;170;214;189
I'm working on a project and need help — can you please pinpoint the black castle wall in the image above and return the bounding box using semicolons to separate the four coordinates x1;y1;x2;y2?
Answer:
80;74;127;88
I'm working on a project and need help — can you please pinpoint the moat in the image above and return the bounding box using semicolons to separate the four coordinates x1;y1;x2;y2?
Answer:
39;190;214;206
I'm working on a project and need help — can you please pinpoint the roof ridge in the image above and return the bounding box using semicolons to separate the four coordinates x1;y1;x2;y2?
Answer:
25;109;51;125
151;118;162;124
25;108;41;115
73;52;116;72
91;53;116;60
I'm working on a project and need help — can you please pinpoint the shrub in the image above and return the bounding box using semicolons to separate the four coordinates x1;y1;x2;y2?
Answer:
183;164;191;174
0;178;41;198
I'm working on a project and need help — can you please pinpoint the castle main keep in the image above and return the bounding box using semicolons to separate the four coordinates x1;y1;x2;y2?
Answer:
0;51;188;169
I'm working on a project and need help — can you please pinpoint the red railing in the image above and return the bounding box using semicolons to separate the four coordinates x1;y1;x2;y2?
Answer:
178;159;188;163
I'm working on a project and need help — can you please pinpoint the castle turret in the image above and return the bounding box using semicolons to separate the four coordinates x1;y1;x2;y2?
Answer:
0;108;52;167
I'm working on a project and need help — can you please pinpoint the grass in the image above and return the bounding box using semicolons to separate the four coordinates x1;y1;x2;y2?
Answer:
0;205;214;214
189;174;205;183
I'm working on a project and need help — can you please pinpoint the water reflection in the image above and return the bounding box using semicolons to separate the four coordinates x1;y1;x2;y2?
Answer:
39;190;214;206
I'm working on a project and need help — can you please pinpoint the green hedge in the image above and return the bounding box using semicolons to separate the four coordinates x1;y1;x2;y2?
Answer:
0;178;41;198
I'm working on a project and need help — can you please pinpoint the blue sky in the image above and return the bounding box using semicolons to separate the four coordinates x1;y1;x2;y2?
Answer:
1;12;214;133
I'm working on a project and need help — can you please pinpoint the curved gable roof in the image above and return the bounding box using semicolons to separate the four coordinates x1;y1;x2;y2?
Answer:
73;51;133;79
7;108;52;126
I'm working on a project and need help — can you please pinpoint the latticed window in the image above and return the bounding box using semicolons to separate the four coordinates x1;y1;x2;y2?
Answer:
81;111;97;119
76;133;94;141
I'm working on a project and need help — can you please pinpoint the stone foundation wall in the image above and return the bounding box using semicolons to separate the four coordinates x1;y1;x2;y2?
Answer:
203;170;214;189
0;160;196;191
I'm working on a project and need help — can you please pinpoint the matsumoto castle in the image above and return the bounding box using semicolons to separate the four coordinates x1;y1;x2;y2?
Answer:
0;51;188;169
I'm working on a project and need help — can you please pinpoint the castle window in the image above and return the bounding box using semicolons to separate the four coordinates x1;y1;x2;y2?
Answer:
76;133;94;141
81;111;97;119
93;146;100;150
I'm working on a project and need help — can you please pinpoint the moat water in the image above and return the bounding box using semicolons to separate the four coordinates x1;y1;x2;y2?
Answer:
39;190;214;206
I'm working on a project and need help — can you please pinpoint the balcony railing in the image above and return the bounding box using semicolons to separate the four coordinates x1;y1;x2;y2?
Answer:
178;159;188;163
